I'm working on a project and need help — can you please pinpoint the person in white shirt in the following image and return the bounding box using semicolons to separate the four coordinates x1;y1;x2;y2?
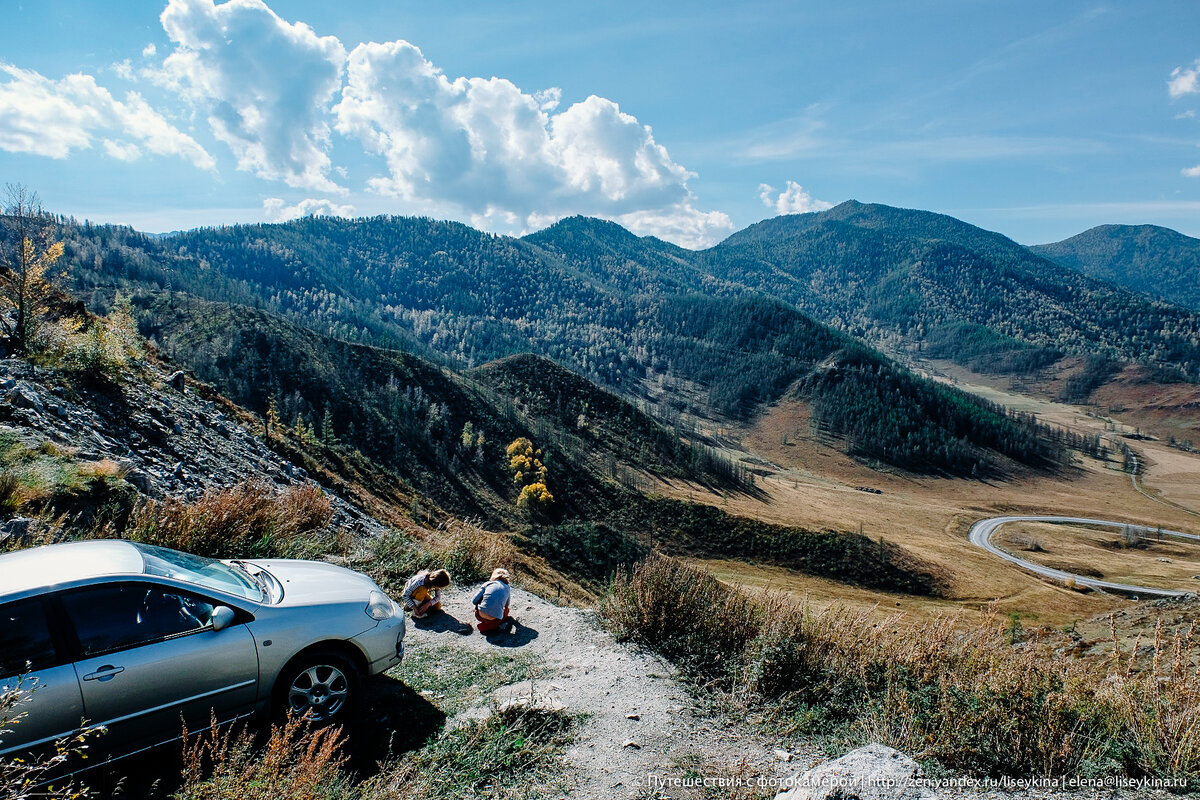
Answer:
472;568;516;634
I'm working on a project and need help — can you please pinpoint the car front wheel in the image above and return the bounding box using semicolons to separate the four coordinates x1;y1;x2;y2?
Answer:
275;650;358;723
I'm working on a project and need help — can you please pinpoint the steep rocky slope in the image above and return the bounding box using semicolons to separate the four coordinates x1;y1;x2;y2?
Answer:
0;356;385;545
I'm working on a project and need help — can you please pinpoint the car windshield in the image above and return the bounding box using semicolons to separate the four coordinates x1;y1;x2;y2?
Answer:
132;543;264;602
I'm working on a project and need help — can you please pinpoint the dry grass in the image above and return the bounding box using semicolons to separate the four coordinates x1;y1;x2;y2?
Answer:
603;554;1200;781
124;481;333;559
176;715;352;800
359;703;575;800
174;703;574;800
354;517;518;597
994;521;1200;589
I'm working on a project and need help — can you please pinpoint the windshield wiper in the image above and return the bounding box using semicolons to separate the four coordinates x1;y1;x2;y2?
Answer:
230;559;269;595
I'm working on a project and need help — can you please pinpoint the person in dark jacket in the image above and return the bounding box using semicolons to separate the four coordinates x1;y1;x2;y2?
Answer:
472;568;516;634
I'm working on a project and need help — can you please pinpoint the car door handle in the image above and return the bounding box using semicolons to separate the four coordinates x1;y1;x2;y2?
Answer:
83;665;125;682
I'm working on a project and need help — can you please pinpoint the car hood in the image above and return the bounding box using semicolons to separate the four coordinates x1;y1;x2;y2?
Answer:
249;558;383;607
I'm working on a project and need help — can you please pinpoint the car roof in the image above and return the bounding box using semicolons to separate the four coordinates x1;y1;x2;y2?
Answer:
0;540;146;599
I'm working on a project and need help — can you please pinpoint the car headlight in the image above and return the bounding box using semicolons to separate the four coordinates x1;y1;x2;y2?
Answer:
366;590;395;621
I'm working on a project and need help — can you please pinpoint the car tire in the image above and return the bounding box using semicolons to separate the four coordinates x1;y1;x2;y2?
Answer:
273;649;359;724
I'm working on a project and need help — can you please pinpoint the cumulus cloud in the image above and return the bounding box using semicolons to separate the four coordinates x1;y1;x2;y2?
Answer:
333;39;728;246
1170;61;1200;98
0;62;214;168
263;196;355;221
1182;165;1200;178
758;181;831;215
156;0;346;193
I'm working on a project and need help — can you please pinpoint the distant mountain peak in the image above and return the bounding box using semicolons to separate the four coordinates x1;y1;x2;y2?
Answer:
1033;223;1200;310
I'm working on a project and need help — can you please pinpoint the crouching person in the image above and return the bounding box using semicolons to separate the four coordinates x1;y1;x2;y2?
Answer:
473;568;516;634
402;568;451;619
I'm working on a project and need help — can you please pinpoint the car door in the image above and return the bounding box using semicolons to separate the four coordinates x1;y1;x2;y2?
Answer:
59;582;259;758
0;596;86;764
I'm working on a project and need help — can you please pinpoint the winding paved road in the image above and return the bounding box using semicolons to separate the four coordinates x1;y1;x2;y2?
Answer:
968;516;1200;598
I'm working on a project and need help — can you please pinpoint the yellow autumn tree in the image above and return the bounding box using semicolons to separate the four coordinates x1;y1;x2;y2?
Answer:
0;185;64;356
504;437;554;508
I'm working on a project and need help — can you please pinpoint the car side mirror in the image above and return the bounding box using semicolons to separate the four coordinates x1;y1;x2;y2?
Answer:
211;606;235;632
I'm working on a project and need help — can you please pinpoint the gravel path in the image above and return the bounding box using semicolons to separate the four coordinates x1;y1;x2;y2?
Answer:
403;586;814;798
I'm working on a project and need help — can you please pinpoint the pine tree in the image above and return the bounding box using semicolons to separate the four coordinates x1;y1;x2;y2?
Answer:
321;407;337;445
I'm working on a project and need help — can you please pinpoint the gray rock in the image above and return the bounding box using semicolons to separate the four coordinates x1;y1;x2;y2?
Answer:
167;371;187;391
0;516;35;545
774;744;937;800
10;384;43;412
124;469;154;493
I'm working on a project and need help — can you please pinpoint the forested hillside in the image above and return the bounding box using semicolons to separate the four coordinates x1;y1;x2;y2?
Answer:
701;202;1200;379
1032;224;1200;311
48;211;1075;476
132;295;632;523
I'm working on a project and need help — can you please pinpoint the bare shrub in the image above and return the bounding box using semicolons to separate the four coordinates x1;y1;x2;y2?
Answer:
127;481;332;559
177;714;351;800
1;679;96;799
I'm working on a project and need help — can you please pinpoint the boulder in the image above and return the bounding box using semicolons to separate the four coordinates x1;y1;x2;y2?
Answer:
0;516;35;546
167;370;187;392
10;383;43;412
124;469;155;493
774;744;938;800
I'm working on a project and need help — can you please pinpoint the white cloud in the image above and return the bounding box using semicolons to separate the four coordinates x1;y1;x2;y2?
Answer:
334;39;728;246
1169;61;1200;98
1182;165;1200;178
263;196;355;221
533;87;561;112
157;0;346;193
103;139;141;161
112;59;135;81
142;43;158;58
615;205;732;250
758;181;832;215
0;62;214;169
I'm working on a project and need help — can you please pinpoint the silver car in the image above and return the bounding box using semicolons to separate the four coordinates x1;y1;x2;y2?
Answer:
0;539;405;772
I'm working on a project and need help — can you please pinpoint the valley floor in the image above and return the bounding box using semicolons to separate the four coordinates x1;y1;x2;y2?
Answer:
645;364;1200;631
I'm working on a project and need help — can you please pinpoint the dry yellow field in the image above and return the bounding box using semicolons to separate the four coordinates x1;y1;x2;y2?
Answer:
648;370;1200;628
994;520;1200;591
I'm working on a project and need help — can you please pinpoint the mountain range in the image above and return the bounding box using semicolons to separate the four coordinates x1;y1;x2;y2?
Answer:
1033;223;1200;311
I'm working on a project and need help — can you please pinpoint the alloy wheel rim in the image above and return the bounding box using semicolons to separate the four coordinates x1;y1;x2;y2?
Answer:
288;664;349;720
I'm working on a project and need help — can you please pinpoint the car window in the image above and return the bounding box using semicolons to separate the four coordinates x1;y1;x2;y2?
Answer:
0;598;57;678
61;584;215;657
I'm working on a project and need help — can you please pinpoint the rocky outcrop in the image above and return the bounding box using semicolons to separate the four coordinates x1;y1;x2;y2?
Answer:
775;743;937;800
0;359;383;537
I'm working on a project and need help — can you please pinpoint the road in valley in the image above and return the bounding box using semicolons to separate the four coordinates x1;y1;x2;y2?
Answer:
968;516;1200;598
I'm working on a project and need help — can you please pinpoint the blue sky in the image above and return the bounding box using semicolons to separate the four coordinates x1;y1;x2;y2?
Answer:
3;0;1200;247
